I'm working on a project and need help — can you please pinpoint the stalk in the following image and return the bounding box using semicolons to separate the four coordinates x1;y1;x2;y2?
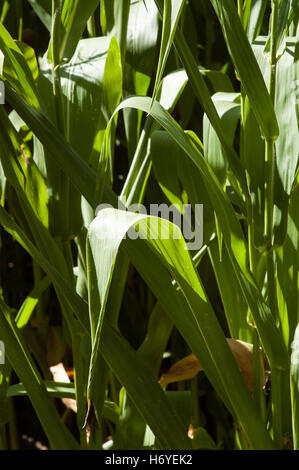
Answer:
72;333;87;449
61;225;87;449
265;0;279;254
238;4;267;429
121;117;157;205
51;4;86;447
52;65;64;133
51;0;65;135
252;330;266;421
265;0;282;449
51;0;72;237
16;0;23;41
172;26;250;200
117;0;130;67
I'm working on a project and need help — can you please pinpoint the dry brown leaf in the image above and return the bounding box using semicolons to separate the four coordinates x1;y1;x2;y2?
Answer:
49;362;77;413
159;338;263;393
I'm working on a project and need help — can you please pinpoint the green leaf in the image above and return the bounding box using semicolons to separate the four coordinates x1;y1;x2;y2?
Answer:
107;96;249;274
1;202;189;450
125;0;159;75
252;37;299;246
0;22;39;108
48;0;101;64
15;276;51;329
152;0;185;103
7;382;120;424
277;0;292;52
151;130;215;246
241;95;266;249
27;0;52;31
121;69;189;206
38;36;122;239
41;35;122;162
15;41;39;82
5;83;97;208
208;239;253;343
0;300;79;449
276;183;299;348
151;131;184;210
144;391;192;449
7;381;75;399
246;0;267;43
192;427;217;450
0;107;49;229
0;205;89;334
101;0;130;66
118;0;159;160
100;322;192;450
4;84;289;380
87;208;274;449
104;96;288;372
97;36;123;188
102;37;123;120
209;0;279;140
153;0;248;195
203;92;240;185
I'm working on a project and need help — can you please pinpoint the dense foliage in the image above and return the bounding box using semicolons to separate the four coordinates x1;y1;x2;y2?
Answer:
0;0;298;450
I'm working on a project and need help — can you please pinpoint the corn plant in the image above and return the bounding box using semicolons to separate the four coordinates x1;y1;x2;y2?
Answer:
0;0;298;450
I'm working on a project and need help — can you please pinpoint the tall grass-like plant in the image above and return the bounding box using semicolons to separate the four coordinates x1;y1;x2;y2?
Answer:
0;0;298;450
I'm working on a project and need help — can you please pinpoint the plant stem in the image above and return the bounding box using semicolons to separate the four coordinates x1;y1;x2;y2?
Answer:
264;140;275;250
240;59;266;421
265;0;279;320
271;369;283;448
16;0;23;41
51;0;65;135
253;330;266;421
51;0;63;115
118;0;130;67
121;117;157;205
72;333;87;449
269;0;279;103
265;0;282;449
61;244;87;448
53;87;84;448
52;66;65;135
265;0;278;250
51;0;73;238
265;143;279;329
264;0;279;245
